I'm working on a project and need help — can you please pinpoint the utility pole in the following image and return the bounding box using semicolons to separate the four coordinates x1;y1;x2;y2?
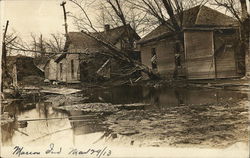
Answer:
39;34;45;56
60;1;68;37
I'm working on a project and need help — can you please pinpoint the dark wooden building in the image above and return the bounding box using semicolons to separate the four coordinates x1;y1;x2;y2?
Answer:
4;55;44;86
138;5;244;80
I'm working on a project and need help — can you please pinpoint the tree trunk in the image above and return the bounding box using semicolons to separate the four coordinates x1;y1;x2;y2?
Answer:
1;21;9;92
1;42;6;92
240;0;250;76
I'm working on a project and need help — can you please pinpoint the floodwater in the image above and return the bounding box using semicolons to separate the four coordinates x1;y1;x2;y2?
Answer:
1;86;249;148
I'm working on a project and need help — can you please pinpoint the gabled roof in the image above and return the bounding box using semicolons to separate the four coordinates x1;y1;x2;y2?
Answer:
68;24;140;52
67;32;106;53
55;24;140;63
138;5;238;44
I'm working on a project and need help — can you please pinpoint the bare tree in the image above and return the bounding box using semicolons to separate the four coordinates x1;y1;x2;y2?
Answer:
212;0;250;76
2;20;10;92
128;0;207;31
67;0;160;79
67;0;209;79
7;33;65;57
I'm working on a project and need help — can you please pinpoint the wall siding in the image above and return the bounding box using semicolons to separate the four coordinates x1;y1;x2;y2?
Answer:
214;30;241;78
141;38;176;78
185;31;216;79
66;54;80;82
45;60;57;80
57;58;67;82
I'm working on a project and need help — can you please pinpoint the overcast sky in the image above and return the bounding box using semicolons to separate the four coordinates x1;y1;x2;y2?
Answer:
1;0;249;41
0;0;93;41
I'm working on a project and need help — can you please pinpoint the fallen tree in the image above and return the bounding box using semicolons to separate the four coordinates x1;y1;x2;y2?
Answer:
67;0;207;80
79;30;159;79
67;0;162;80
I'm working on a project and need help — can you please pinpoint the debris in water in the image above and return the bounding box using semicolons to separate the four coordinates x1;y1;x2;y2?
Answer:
41;88;82;95
53;103;119;114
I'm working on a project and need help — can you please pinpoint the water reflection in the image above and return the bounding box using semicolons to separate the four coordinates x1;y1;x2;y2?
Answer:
68;111;107;136
1;86;249;147
1;122;16;146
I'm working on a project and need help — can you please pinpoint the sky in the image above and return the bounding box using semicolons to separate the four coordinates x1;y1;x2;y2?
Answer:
1;0;250;41
0;0;89;41
1;0;70;40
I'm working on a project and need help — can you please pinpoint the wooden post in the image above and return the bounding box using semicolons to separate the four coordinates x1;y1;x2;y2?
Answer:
183;32;188;80
213;31;218;82
1;20;9;92
2;21;9;68
39;34;44;56
13;63;17;87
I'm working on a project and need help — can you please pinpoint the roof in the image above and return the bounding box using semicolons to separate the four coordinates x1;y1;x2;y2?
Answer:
55;24;140;63
34;55;63;71
33;56;50;72
44;54;61;68
138;5;238;44
67;24;140;51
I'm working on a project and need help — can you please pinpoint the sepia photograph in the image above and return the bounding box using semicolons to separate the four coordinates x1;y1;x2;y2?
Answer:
0;0;249;157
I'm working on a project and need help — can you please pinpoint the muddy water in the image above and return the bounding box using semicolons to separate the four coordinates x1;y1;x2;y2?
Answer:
1;86;249;148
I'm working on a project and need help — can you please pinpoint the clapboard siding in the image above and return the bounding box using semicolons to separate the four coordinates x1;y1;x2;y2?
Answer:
185;31;215;79
141;28;242;80
157;40;175;75
141;38;177;78
57;58;67;82
66;54;80;82
214;30;240;78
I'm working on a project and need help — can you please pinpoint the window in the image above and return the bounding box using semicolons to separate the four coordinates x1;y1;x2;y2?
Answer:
175;54;181;67
60;63;63;79
71;60;74;79
133;41;137;49
175;43;181;67
151;48;157;70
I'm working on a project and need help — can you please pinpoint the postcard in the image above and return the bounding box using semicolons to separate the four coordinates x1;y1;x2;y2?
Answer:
1;0;249;157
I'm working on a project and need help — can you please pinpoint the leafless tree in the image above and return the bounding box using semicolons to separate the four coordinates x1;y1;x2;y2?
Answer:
2;20;10;92
67;0;209;79
68;0;160;79
128;0;207;31
30;33;65;57
129;0;207;77
212;0;250;75
96;0;153;36
7;33;65;57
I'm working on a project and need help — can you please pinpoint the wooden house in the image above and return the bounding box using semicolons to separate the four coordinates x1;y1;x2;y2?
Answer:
55;24;140;83
138;5;244;80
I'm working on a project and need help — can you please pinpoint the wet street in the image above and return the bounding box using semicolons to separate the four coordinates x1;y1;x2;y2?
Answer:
1;86;249;148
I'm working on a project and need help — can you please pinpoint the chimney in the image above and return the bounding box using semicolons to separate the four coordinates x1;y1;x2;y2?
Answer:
104;24;110;32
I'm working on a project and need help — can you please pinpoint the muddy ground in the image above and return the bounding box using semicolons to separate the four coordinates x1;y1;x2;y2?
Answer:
1;79;249;148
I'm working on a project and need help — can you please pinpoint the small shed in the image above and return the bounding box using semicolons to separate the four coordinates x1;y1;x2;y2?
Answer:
138;5;244;80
